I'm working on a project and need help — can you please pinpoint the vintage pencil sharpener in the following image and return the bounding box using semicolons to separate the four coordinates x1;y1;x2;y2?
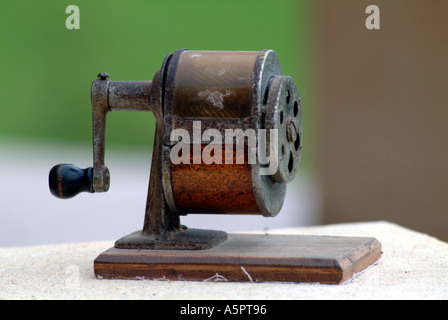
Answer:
49;49;381;284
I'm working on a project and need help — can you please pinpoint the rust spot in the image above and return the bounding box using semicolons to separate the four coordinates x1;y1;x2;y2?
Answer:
170;144;259;214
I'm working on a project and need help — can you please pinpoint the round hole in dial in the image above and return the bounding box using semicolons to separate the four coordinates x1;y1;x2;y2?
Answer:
286;90;291;105
288;151;294;173
294;101;299;117
294;133;301;151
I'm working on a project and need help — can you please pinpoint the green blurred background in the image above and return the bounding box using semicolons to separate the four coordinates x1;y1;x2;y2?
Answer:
0;0;317;169
2;1;447;245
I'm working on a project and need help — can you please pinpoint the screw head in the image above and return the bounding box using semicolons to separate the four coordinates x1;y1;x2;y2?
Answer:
97;72;110;80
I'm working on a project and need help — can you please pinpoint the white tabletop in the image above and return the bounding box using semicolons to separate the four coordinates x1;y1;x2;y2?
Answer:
1;221;447;300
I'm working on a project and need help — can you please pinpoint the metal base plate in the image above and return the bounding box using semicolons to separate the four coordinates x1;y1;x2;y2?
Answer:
95;233;382;284
114;228;228;250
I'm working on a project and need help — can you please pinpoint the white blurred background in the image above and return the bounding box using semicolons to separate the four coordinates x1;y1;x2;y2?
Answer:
0;138;322;247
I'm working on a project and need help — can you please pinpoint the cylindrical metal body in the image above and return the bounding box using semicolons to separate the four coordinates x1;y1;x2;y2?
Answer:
159;49;302;217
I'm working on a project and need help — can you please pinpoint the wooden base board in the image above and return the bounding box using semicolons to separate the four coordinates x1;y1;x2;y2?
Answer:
94;233;382;284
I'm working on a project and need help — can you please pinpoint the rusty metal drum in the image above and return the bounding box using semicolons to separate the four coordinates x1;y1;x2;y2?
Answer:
159;49;302;217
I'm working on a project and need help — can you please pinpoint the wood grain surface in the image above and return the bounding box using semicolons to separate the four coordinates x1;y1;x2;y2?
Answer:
94;233;382;284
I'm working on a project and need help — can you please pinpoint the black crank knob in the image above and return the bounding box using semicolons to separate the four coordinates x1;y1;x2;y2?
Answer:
49;164;95;199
